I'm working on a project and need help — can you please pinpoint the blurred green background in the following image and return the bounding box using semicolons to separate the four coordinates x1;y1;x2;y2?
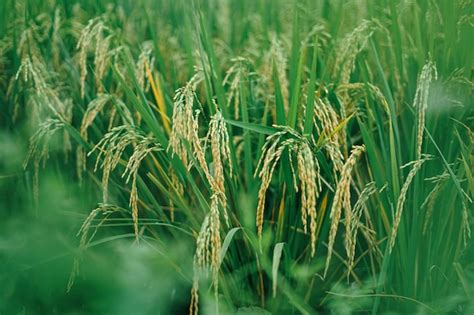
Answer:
0;131;192;314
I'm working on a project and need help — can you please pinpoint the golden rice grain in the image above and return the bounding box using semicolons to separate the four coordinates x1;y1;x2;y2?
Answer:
168;74;208;174
89;125;161;238
77;18;112;98
255;127;322;255
207;110;233;223
324;145;365;277
190;193;222;315
77;94;113;179
295;141;321;256
313;97;345;173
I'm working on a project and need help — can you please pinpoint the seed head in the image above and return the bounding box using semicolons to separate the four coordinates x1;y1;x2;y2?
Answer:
346;182;377;278
89;125;161;239
260;36;289;118
136;42;155;91
207;110;233;224
389;157;429;253
168;73;207;172
190;193;223;315
77;18;113;98
313;97;345;173
412;61;437;159
223;57;252;119
255;127;322;255
23;119;65;202
68;204;120;292
324;145;365;277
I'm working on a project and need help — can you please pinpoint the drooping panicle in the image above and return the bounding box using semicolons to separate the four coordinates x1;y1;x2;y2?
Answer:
325;145;365;277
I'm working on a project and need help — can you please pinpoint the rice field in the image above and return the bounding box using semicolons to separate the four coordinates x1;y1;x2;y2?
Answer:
0;0;473;314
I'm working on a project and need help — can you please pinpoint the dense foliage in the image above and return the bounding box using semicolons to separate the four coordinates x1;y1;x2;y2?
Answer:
1;0;473;314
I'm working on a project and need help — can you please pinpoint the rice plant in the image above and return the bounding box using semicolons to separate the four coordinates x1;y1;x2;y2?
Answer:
1;0;473;314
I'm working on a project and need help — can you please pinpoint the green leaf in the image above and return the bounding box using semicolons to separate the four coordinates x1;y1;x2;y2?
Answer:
303;36;318;135
236;307;271;315
219;227;241;265
272;242;285;298
224;119;277;135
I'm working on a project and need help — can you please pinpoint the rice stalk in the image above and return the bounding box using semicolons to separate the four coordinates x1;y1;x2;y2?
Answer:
260;36;289;117
412;61;437;159
255;128;298;239
389;156;430;253
77;94;133;182
14;55;71;124
15;54;74;185
77;94;113;179
52;8;62;67
188;110;234;313
168;73;210;178
23;118;65;202
324;145;365;277
0;39;11;88
169;169;184;222
67;203;121;292
295;141;322;256
135;41;154;92
223;57;252;119
77;18;112;98
145;60;171;134
2;1;471;313
336;82;391;116
255;126;322;255
89;125;162;238
347;181;377;278
16;15;49;59
313;96;345;172
190;193;222;315
333;19;377;112
461;202;471;247
421;172;449;234
122;136;162;238
206;109;233;225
